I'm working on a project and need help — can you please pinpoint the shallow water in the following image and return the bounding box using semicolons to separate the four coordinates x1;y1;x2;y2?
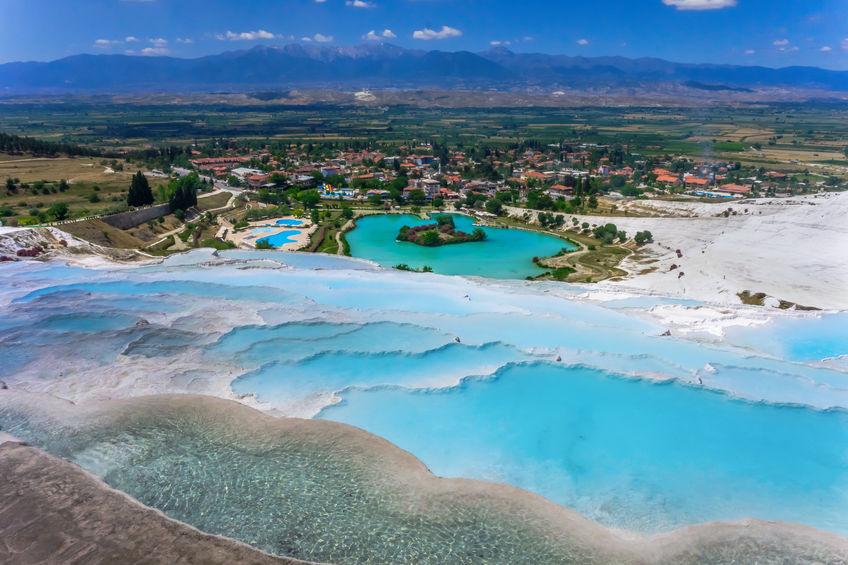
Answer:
321;363;848;534
347;213;573;278
0;251;846;541
0;396;622;565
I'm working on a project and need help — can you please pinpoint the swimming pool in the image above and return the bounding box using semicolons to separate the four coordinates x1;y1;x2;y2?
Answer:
275;219;304;227
256;229;301;248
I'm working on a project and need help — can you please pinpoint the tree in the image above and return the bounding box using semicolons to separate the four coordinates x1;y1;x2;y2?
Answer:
341;206;354;220
419;230;440;246
48;202;69;221
485;198;503;216
167;173;200;214
634;230;653;245
127;171;154;207
407;189;426;206
5;178;15;193
299;189;321;209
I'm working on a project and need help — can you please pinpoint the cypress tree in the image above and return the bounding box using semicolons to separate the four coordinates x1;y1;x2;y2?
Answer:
127;171;154;207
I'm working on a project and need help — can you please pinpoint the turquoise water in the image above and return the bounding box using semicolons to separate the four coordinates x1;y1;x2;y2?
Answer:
725;313;848;362
275;218;303;226
1;252;847;539
321;363;848;534
256;229;301;248
347;213;573;278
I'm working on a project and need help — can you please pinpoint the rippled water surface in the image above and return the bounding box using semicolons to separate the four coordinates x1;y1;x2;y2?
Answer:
0;249;846;544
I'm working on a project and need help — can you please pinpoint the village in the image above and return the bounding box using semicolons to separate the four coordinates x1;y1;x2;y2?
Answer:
181;139;839;213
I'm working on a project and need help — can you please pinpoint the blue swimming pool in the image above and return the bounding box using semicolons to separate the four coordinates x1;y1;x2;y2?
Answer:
276;219;304;227
256;229;301;248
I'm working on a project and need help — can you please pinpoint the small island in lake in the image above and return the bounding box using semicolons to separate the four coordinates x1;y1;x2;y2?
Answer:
397;215;487;247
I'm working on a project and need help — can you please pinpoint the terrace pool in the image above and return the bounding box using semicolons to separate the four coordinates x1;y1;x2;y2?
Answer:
1;251;846;562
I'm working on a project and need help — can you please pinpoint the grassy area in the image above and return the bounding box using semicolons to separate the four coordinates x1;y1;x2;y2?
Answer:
196;191;232;211
495;214;631;283
0;154;167;223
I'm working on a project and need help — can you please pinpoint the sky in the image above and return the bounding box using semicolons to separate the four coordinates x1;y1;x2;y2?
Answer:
0;0;847;69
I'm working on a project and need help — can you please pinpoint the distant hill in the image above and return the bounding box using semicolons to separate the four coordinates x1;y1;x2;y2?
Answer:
1;44;847;93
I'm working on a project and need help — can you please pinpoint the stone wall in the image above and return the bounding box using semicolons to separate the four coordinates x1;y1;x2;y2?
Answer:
101;203;171;230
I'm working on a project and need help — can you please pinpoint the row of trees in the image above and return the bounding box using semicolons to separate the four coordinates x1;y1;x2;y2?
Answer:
0;133;103;158
128;171;203;217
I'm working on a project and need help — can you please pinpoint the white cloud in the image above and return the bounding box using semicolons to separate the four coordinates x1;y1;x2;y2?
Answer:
412;25;462;41
842;38;848;51
772;39;798;53
576;38;589;46
744;49;755;55
312;33;334;43
314;0;327;3
149;37;168;47
346;0;375;7
820;46;832;52
363;29;396;40
216;30;276;41
662;0;736;10
176;37;194;44
141;46;170;56
489;40;511;46
125;36;139;43
94;38;119;47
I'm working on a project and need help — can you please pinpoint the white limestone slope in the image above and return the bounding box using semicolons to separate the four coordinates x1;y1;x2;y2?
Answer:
511;192;848;310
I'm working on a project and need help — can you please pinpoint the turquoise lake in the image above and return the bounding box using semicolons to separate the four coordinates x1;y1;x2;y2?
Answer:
347;213;574;278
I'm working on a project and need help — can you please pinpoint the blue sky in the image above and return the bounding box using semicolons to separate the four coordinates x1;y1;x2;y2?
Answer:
1;0;846;69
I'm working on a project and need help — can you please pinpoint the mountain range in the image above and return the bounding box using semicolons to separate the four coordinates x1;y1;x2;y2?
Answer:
2;43;847;93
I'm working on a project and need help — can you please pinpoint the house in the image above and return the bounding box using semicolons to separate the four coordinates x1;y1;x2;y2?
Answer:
656;174;680;185
716;183;751;196
684;176;710;188
438;187;460;200
231;167;264;180
409;178;441;199
546;184;573;198
291;174;317;187
246;174;270;188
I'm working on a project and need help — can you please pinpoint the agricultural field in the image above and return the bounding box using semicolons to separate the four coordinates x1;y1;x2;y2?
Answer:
0;100;846;177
